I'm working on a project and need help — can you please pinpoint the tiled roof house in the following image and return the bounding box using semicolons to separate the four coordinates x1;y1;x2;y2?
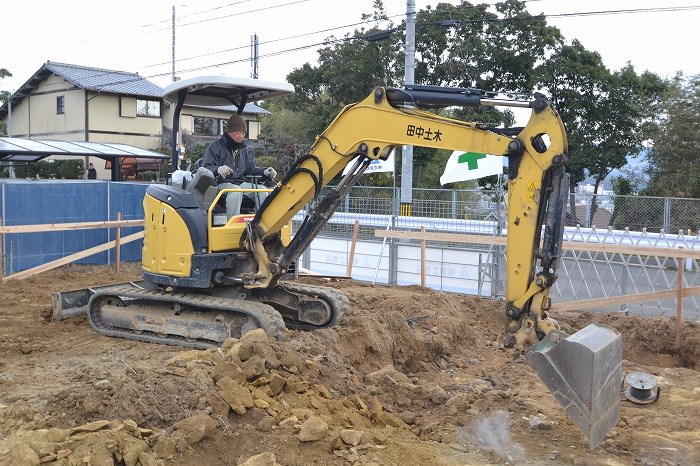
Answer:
0;61;269;155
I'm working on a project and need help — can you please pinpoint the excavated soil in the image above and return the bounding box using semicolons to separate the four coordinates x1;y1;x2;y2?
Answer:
1;263;699;465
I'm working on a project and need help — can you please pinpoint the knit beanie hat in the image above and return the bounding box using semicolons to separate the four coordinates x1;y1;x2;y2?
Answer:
226;115;247;133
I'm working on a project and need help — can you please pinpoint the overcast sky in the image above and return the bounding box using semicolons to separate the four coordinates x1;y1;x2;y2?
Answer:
1;0;699;93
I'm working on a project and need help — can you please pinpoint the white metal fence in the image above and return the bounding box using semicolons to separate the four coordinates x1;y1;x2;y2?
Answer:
296;187;700;320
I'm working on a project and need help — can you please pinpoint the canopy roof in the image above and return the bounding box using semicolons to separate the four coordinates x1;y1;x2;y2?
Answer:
0;137;169;181
163;75;295;107
0;138;168;164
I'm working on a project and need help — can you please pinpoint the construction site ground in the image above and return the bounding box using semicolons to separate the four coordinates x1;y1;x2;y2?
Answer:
1;263;698;466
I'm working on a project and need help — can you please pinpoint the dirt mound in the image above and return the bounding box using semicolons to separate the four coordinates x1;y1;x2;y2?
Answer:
1;265;699;466
559;310;700;370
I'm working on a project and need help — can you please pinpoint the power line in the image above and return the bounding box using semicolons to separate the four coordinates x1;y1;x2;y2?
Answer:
140;0;311;34
140;0;255;27
545;5;700;19
6;3;699;91
151;4;700;79
0;0;311;62
137;19;371;71
142;38;349;82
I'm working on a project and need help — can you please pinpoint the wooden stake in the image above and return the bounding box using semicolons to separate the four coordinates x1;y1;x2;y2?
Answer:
115;212;122;274
375;230;700;259
676;255;685;346
0;217;3;278
347;219;360;277
420;226;426;288
549;286;700;312
375;228;700;310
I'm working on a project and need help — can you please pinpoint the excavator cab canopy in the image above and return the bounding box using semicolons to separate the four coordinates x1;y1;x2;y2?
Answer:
162;76;296;169
163;75;295;108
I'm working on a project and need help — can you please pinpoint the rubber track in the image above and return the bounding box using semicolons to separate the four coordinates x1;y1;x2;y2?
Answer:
87;283;286;349
277;281;351;330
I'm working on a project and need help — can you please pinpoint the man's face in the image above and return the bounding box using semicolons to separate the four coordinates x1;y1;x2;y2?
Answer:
227;130;246;143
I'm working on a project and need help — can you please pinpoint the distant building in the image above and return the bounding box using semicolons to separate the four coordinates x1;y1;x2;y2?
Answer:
576;183;613;196
0;61;270;179
566;205;613;228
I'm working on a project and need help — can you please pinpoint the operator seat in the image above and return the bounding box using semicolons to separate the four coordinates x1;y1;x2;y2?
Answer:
185;167;218;207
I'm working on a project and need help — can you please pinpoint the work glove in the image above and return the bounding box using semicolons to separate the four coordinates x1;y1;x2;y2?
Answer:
217;165;233;177
264;167;278;180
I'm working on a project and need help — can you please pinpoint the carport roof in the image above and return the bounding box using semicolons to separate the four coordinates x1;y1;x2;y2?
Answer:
0;137;169;164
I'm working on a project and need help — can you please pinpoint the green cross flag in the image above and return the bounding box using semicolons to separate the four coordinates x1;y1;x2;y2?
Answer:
458;152;487;170
440;150;503;185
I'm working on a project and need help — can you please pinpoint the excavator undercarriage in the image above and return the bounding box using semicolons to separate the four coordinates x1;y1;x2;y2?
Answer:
54;279;350;349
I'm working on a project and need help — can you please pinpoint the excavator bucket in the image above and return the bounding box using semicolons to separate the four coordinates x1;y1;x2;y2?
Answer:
528;323;623;450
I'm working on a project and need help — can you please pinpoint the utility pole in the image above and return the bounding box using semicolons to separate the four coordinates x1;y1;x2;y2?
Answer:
171;5;176;82
401;0;416;216
8;96;14;178
251;34;259;79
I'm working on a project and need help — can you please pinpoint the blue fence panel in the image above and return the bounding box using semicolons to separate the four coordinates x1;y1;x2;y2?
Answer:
106;182;149;263
0;180;149;274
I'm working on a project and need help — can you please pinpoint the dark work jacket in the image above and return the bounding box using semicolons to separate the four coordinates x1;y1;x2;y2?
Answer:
202;133;265;185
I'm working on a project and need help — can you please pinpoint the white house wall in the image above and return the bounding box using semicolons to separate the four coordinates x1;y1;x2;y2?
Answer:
6;96;29;137
9;74;86;139
6;74;162;149
87;92;162;149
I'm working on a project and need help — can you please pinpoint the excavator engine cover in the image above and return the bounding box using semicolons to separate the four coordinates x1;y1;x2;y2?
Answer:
528;323;622;449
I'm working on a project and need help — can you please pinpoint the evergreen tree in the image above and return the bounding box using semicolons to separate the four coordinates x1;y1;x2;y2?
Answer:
644;74;700;199
0;67;12;136
536;42;666;224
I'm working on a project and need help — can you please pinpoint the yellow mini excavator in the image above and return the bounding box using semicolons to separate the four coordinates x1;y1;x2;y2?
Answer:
53;76;622;449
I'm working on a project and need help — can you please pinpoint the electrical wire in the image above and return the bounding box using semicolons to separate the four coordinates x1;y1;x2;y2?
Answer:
4;2;699;90
148;4;700;81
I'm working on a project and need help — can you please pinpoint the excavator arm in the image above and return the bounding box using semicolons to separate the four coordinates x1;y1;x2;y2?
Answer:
248;85;567;342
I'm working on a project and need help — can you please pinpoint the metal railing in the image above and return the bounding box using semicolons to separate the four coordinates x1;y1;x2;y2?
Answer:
323;186;699;235
295;186;700;320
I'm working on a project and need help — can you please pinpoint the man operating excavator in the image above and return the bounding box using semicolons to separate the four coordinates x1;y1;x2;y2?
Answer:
202;114;277;218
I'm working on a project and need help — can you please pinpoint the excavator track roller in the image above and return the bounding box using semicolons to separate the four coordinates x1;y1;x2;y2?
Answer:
85;283;287;349
270;281;351;329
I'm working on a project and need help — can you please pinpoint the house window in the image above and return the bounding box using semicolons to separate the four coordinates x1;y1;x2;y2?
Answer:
136;99;161;117
56;96;65;114
193;117;223;135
